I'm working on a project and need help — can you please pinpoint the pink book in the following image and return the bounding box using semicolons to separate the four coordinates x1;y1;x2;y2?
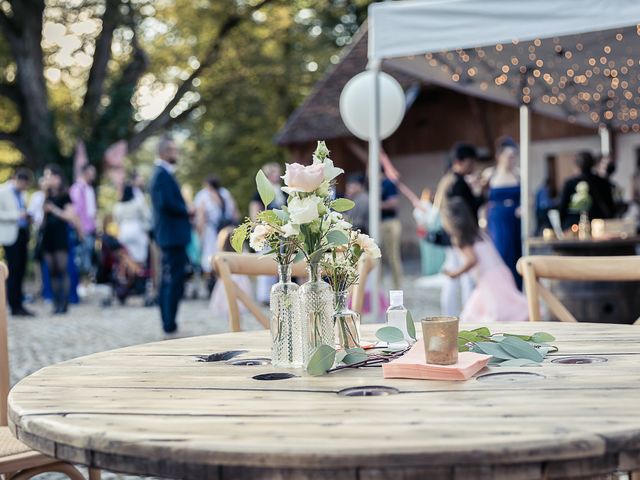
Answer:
382;342;491;381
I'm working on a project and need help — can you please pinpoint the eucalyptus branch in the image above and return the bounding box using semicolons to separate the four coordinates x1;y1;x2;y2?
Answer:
326;347;411;373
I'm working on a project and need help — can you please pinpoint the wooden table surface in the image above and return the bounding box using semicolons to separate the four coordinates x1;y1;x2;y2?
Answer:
8;322;640;480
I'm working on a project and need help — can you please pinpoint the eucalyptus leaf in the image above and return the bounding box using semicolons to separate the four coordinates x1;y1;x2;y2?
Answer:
503;333;532;341
334;350;347;365
326;230;349;246
342;352;368;365
330;198;356;212
306;345;336;376
256;170;275;208
346;347;366;355
498;358;542;367
375;326;405;344
531;332;555;343
471;327;491;337
499;336;544;362
459;330;478;342
292;250;306;263
406;310;416;341
473;342;516;360
273;209;289;222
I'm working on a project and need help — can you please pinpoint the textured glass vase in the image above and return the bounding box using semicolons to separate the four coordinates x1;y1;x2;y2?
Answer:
270;264;303;368
333;290;361;350
300;263;334;364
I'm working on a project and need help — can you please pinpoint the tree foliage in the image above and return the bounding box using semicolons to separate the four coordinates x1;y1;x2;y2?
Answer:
0;0;369;207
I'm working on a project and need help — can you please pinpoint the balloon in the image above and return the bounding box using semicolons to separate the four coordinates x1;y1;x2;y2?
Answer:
339;70;405;141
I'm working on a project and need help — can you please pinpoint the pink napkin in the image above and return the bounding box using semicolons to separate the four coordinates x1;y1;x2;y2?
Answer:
382;342;491;381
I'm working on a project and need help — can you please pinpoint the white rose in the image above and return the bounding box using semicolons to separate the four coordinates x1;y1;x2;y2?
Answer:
322;158;344;183
281;222;300;238
288;195;322;225
355;233;381;258
249;224;273;251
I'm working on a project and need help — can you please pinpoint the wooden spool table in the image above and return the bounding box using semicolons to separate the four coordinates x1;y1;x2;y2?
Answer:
8;322;640;479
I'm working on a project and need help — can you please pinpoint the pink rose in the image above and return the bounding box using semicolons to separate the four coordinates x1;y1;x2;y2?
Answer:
282;163;325;194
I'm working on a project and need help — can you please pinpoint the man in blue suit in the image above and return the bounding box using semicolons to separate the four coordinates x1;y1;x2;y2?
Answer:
149;136;192;333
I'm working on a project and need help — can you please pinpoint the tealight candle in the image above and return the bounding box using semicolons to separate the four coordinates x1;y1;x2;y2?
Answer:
421;316;459;365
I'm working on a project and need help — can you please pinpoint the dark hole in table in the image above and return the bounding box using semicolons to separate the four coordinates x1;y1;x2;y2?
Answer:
228;358;272;366
337;386;400;397
476;372;545;383
253;372;297;381
196;350;248;362
551;356;608;364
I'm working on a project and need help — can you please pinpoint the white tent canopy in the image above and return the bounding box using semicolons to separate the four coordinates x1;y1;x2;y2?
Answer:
364;0;640;314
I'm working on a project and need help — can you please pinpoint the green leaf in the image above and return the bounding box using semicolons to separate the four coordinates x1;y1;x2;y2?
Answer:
473;342;516;360
334;350;347;364
471;327;491;337
499;336;544;362
230;222;250;253
326;230;349;246
375;326;405;344
459;330;479;342
256;169;275;208
330;198;355;212
406;310;416;341
498;358;542;367
292;250;306;263
342;351;368;365
257;210;281;226
503;333;532;341
531;332;555;343
273;209;289;222
306;345;336;376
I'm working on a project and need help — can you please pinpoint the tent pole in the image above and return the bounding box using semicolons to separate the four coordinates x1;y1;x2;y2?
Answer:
519;104;531;257
368;60;382;320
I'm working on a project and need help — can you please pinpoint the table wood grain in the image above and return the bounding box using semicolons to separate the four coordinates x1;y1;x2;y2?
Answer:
8;322;640;479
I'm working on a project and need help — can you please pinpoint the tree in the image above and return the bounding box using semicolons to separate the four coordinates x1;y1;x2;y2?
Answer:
0;0;278;171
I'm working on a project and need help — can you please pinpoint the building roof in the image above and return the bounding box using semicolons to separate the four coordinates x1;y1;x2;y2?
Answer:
274;26;418;146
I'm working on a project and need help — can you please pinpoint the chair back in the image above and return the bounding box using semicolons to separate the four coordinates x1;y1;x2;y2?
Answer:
212;252;307;332
0;263;9;426
516;255;640;322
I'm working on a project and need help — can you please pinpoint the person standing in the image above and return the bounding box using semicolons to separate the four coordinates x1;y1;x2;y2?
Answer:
483;137;522;289
0;169;34;316
345;172;369;234
41;165;82;314
114;185;152;264
380;170;403;289
149;136;192;334
434;143;483;316
69;164;97;278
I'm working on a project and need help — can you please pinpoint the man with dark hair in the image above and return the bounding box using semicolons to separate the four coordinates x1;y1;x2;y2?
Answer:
0;168;34;316
558;151;615;228
447;142;483;221
149;135;192;334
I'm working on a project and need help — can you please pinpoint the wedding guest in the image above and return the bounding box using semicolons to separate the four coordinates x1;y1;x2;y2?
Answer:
345;172;369;234
0;169;34;316
483;137;522;289
558;151;615;228
441;197;528;323
70;164;98;277
149;135;192;334
41;165;83;314
380;169;403;289
114;185;152;264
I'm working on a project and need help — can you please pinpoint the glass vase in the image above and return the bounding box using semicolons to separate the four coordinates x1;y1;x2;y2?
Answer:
333;290;361;350
270;264;303;368
300;263;334;364
578;211;591;240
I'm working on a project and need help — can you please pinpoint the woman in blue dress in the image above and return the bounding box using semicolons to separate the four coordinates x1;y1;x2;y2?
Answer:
484;137;522;290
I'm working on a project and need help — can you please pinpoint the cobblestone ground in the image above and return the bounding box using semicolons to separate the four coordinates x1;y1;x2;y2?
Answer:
9;264;442;479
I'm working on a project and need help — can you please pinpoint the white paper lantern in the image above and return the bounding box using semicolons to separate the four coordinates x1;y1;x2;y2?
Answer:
339;70;406;141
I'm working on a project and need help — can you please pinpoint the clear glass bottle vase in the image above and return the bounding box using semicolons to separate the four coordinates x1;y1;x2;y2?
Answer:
333;290;361;350
270;264;303;368
300;263;334;364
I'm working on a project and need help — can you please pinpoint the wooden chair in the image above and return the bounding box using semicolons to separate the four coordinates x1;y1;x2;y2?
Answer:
0;263;100;479
212;250;378;332
516;255;640;323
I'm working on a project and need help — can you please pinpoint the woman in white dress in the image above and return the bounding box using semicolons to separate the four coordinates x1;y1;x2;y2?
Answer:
195;176;238;274
113;185;152;264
